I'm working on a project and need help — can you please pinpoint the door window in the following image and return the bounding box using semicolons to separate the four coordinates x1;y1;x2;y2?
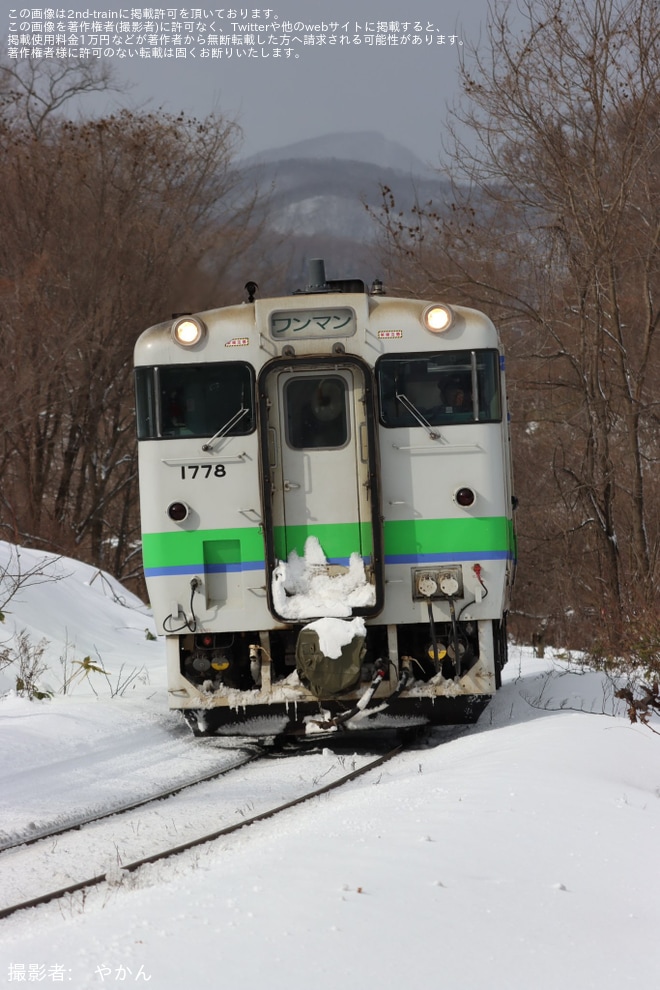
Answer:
284;376;348;449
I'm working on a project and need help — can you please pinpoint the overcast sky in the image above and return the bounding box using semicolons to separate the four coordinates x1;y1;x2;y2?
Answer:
3;0;493;166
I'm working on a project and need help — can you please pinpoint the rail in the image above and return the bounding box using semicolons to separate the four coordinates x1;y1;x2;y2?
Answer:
0;744;403;921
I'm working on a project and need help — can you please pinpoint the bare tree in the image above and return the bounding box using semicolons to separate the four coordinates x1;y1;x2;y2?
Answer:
0;57;123;137
0;102;267;586
372;0;660;643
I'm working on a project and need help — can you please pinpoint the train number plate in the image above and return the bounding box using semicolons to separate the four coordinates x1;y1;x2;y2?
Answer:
179;464;226;479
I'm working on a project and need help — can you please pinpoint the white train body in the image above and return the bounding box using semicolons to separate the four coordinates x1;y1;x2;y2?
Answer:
134;265;516;737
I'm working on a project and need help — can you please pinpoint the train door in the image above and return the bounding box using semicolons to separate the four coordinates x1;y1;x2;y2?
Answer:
259;357;383;619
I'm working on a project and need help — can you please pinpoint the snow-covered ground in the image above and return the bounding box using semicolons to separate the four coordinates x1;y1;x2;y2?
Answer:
0;541;658;989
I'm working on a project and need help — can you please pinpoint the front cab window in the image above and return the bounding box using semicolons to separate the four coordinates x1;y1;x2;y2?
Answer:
376;350;502;428
135;363;256;439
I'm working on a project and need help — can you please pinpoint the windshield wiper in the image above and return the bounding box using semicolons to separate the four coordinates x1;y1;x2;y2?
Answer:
395;391;440;440
201;406;249;451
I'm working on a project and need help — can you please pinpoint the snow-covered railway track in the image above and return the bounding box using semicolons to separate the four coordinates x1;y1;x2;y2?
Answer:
0;744;402;920
0;746;260;853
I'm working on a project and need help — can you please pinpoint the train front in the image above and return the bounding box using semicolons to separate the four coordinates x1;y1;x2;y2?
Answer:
134;264;516;737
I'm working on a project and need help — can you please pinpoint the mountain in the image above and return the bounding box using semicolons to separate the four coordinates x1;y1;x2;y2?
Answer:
243;129;440;177
239;132;451;288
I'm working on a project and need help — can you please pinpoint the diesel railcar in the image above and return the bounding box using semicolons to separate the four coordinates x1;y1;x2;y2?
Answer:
134;262;516;737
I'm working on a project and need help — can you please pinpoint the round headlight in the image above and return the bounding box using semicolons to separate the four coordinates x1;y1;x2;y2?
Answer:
172;317;205;347
422;304;454;333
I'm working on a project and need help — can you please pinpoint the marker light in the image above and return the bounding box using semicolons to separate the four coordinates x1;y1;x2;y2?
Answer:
422;304;454;333
454;487;476;508
172;316;206;347
167;501;190;522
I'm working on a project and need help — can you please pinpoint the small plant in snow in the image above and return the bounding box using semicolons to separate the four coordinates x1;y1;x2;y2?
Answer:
12;630;51;700
615;680;660;736
0;547;67;699
63;655;109;696
0;640;11;675
62;650;149;697
110;662;149;697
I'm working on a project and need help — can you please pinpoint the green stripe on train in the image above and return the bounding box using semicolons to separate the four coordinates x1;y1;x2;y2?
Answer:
141;516;513;570
141;524;373;569
142;527;265;568
384;517;513;556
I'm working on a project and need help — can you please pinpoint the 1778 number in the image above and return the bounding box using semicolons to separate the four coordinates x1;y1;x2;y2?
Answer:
180;464;226;479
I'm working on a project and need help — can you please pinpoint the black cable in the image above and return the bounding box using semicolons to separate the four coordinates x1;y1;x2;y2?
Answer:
427;600;440;669
188;579;199;632
449;598;462;679
162;578;199;633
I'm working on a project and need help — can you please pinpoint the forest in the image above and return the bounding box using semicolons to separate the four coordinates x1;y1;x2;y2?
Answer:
0;0;658;663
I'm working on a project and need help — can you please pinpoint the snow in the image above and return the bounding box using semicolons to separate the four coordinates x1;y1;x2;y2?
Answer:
1;539;660;988
271;536;376;618
0;542;159;697
303;616;367;659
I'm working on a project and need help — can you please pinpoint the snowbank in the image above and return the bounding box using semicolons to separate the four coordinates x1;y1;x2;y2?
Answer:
0;541;161;697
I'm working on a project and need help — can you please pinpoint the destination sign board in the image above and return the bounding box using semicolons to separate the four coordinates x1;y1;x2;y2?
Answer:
269;307;357;340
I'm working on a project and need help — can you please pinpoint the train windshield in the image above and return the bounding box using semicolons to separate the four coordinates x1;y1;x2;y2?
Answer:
376;350;502;428
135;363;256;440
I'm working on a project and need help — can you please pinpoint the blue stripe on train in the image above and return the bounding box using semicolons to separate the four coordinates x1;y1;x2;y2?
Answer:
144;561;264;577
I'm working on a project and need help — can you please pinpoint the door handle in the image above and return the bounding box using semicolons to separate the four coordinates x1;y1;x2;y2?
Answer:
283;480;301;491
267;428;278;468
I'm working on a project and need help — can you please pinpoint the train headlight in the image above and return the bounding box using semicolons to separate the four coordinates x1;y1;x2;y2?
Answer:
172;316;206;347
454;486;476;508
422;304;454;334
